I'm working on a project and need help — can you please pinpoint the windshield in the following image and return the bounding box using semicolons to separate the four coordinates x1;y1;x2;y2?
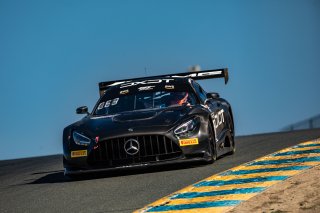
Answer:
94;91;197;116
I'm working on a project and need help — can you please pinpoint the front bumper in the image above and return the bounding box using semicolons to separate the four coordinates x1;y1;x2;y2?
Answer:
64;156;209;175
63;127;211;175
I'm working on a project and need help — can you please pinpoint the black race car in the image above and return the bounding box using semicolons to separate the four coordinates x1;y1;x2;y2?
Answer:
63;68;235;176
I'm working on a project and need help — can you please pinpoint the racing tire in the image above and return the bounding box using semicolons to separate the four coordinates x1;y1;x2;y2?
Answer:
227;134;236;155
207;122;217;163
227;117;236;155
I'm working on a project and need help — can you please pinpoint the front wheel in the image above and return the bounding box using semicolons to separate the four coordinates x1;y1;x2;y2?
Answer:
207;122;217;163
227;116;236;155
227;134;236;155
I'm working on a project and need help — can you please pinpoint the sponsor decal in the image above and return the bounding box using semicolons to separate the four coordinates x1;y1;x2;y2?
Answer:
71;150;87;158
179;138;199;146
97;102;105;110
111;98;119;105
107;81;127;87
138;86;155;91
120;79;174;88
211;109;225;142
172;71;222;78
104;100;111;107
97;98;119;110
105;70;224;88
212;109;225;129
120;89;129;95
165;85;175;90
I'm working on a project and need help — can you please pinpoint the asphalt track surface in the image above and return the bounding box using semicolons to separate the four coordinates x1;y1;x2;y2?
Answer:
0;129;319;213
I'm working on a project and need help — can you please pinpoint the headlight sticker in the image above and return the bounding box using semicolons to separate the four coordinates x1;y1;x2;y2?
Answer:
174;118;199;136
179;138;199;146
73;131;91;146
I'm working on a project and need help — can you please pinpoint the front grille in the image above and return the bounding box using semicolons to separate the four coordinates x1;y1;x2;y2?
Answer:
87;135;182;167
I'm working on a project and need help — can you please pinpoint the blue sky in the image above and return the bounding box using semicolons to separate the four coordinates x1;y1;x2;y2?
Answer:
0;0;319;160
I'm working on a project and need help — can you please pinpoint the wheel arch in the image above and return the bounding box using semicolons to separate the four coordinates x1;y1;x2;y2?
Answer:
227;105;235;136
207;114;216;138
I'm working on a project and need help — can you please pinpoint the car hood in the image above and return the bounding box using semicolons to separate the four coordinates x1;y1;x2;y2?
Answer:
72;106;196;139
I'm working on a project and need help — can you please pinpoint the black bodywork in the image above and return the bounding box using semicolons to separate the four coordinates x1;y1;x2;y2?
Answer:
63;69;235;175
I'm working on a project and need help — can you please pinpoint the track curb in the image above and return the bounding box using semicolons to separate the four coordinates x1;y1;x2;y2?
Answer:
135;138;320;213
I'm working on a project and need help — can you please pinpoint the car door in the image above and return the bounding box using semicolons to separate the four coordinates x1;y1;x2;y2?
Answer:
192;81;226;142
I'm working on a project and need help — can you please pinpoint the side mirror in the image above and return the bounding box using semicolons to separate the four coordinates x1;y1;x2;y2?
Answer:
76;106;89;115
207;92;220;99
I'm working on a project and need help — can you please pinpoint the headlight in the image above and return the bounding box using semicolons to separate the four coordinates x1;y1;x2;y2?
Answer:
72;131;91;146
174;117;200;137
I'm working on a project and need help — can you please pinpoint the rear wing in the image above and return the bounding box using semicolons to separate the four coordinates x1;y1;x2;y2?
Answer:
99;68;228;97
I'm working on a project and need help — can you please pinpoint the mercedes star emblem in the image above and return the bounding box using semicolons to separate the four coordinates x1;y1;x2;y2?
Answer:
124;139;140;155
